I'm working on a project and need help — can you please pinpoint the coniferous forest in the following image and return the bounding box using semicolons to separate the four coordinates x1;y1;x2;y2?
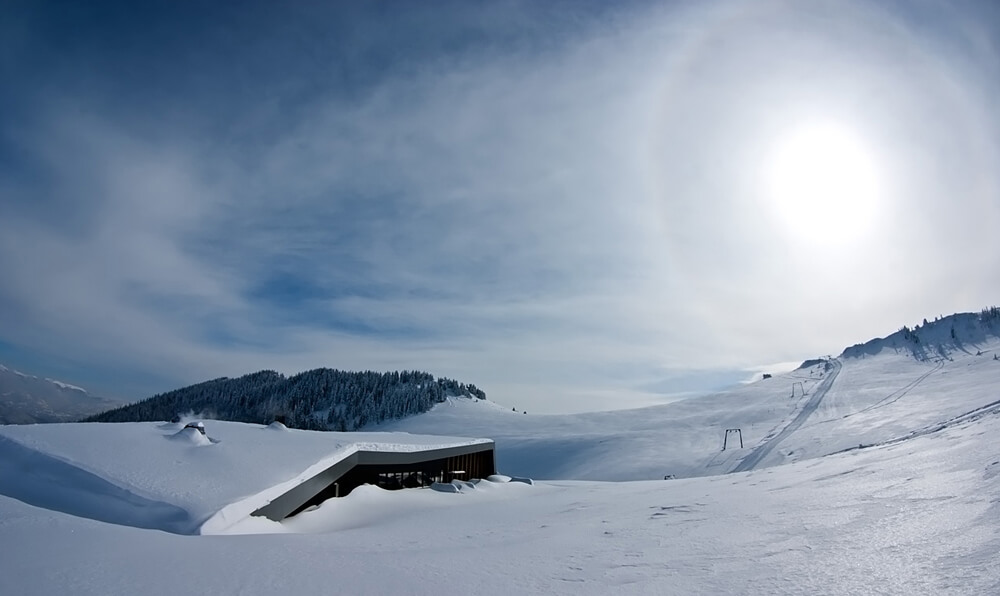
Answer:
84;369;486;431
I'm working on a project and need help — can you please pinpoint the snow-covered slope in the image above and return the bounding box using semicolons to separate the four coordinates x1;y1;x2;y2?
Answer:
372;335;1000;482
841;311;1000;361
371;366;825;480
0;370;997;594
0;421;490;534
1;328;999;594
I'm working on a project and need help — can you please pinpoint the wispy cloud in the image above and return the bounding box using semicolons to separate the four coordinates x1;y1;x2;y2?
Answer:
1;0;999;412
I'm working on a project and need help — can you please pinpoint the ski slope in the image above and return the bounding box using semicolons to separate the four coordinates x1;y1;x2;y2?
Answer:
731;358;842;472
1;341;999;594
374;345;1000;482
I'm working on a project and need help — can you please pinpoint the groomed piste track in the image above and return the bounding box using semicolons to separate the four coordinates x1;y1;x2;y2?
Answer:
731;359;842;473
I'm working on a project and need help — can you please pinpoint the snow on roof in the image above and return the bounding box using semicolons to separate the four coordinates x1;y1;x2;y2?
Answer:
0;421;491;534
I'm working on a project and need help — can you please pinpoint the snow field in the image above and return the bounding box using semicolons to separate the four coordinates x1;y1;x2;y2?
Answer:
1;340;1000;593
1;404;997;594
0;421;491;534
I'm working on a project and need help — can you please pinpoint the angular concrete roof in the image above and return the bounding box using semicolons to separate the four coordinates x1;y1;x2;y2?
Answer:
0;421;491;534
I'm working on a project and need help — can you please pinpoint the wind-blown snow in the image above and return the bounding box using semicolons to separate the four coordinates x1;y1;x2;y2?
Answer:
1;340;999;594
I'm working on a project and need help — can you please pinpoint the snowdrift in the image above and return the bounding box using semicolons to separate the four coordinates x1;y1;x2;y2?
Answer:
0;421;490;535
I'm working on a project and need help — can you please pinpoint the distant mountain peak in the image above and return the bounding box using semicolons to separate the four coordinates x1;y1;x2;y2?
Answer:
0;364;120;424
0;364;31;379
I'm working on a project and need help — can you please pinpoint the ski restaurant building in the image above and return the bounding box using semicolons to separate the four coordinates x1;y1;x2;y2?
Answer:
0;420;496;534
252;439;497;521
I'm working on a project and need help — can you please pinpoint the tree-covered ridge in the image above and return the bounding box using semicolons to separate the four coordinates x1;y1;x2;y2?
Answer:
84;368;486;431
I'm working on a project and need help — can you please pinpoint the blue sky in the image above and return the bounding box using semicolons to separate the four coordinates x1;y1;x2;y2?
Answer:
2;0;999;413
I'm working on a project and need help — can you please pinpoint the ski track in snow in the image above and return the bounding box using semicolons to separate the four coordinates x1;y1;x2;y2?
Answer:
2;343;1000;594
731;358;841;473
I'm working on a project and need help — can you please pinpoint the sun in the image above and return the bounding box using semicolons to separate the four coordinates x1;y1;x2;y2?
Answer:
763;121;881;245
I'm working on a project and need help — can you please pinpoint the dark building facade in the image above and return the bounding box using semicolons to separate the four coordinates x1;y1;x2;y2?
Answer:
252;441;496;521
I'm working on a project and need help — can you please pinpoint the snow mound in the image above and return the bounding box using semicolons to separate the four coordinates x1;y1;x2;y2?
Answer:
430;482;461;493
267;421;288;431
0;421;492;534
167;427;213;446
452;480;477;491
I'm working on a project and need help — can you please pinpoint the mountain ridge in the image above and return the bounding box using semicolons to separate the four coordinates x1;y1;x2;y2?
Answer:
0;364;123;424
839;308;1000;362
11;306;1000;427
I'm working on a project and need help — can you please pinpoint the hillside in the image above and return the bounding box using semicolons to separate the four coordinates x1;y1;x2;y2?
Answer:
368;309;1000;480
0;364;122;424
372;341;1000;480
1;321;999;594
85;368;486;431
83;309;1000;441
840;308;1000;360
